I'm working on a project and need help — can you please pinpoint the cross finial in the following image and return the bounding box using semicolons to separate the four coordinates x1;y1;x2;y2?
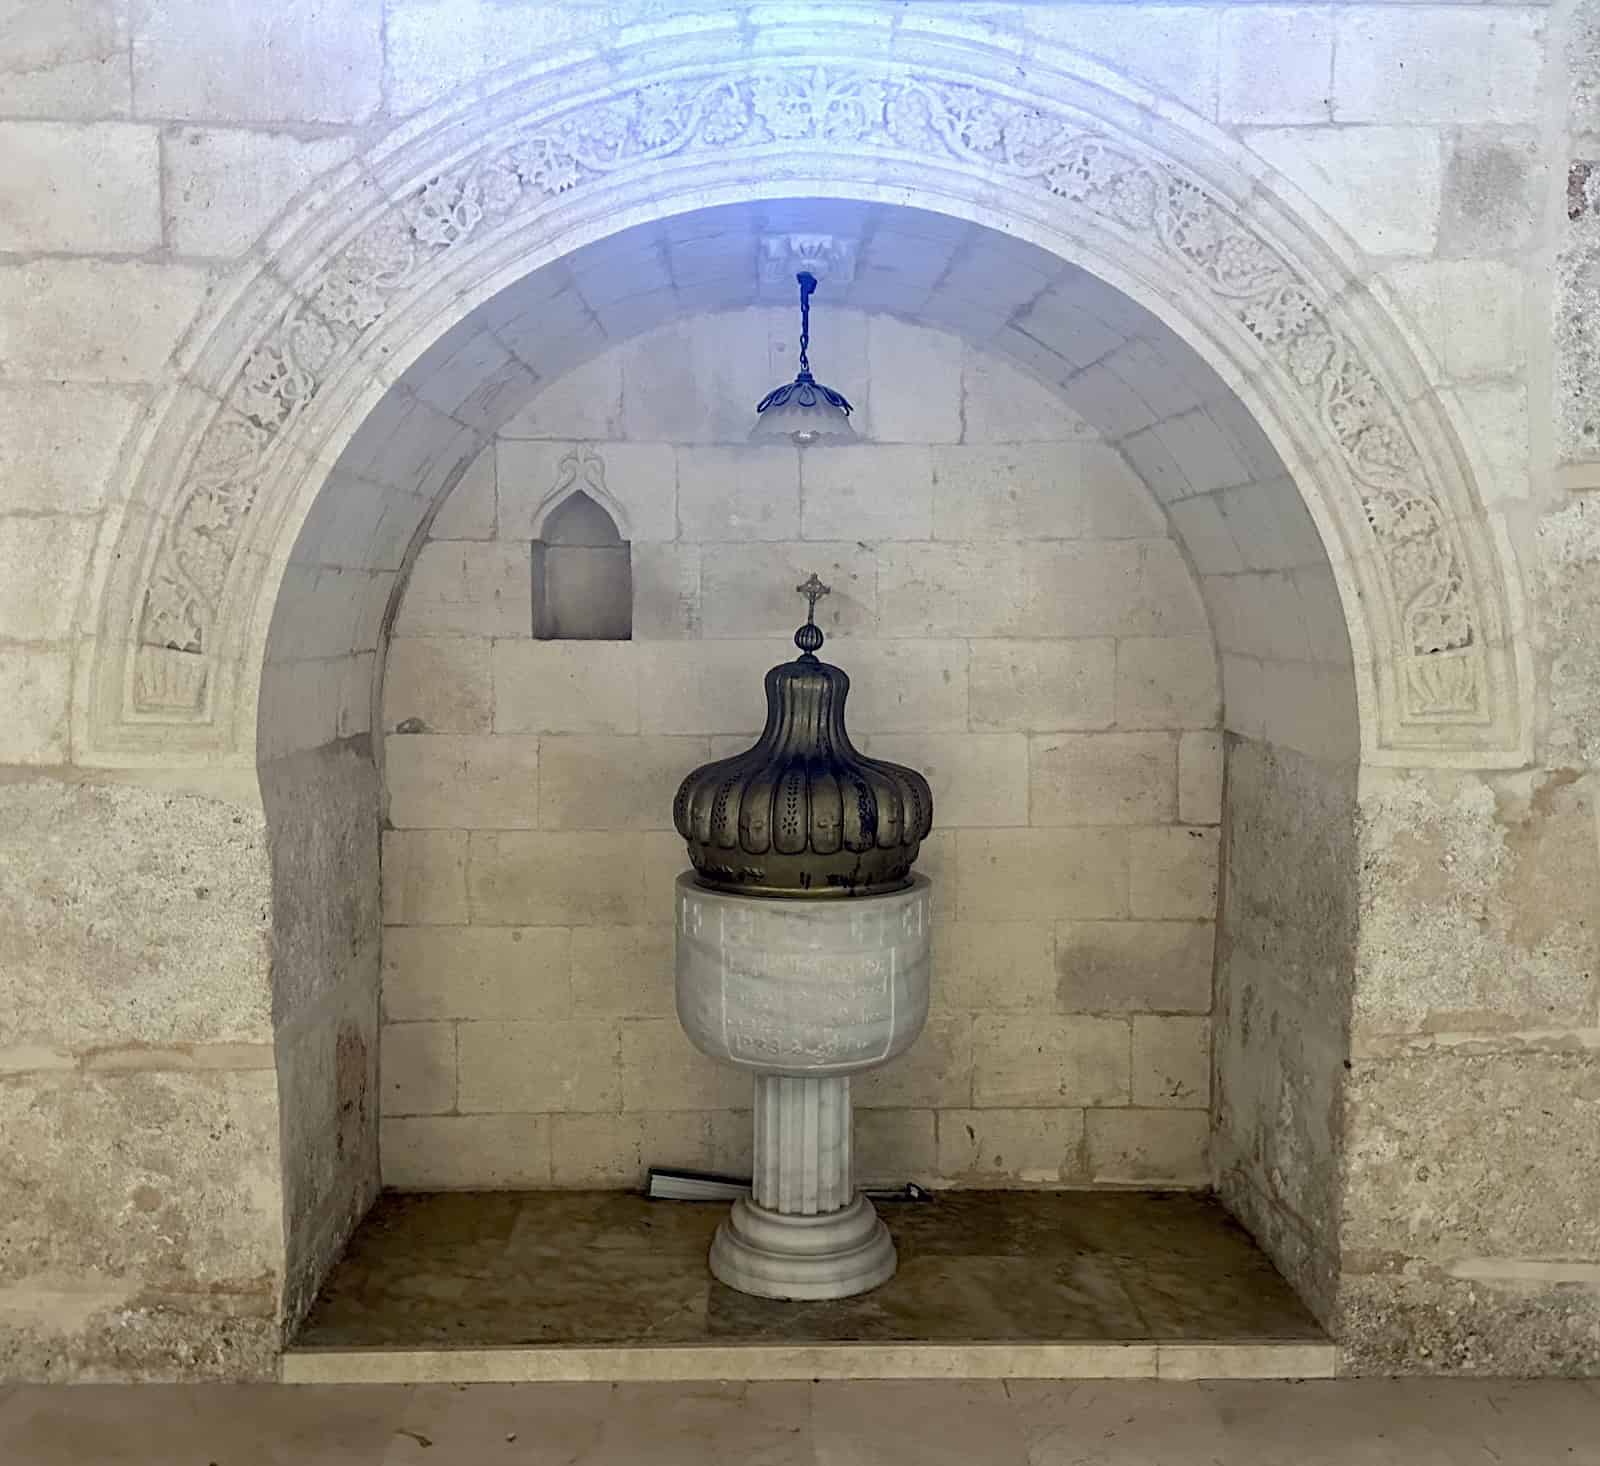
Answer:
793;572;831;658
796;572;831;625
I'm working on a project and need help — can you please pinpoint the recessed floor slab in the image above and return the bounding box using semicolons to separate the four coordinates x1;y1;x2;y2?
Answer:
285;1189;1333;1382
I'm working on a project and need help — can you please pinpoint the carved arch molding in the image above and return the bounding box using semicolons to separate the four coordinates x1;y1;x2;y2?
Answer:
86;17;1525;765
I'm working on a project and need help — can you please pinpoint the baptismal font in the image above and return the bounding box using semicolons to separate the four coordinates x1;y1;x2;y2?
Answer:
671;575;935;1299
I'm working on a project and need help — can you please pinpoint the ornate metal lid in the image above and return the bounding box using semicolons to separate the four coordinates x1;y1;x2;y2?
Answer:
673;575;934;898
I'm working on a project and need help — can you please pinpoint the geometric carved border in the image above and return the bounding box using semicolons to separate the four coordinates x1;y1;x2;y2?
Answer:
100;28;1517;758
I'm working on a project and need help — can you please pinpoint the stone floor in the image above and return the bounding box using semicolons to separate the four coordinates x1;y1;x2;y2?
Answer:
294;1189;1324;1353
3;1379;1600;1463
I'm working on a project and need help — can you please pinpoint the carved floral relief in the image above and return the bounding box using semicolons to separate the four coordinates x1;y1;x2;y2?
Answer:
133;63;1485;726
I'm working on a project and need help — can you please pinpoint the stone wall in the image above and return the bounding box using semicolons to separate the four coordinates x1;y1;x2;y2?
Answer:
0;0;1589;1381
378;308;1224;1191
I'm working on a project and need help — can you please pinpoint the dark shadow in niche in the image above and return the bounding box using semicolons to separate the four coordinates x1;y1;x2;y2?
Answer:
532;489;632;640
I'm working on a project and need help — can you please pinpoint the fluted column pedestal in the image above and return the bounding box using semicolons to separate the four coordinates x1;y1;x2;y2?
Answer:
674;873;932;1302
709;1074;895;1299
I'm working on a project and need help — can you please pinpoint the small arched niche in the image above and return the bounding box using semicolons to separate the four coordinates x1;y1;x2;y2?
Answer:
533;489;632;641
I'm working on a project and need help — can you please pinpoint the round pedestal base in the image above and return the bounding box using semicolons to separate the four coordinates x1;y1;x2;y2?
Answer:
709;1193;897;1301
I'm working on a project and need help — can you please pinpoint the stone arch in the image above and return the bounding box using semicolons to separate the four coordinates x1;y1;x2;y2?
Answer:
78;11;1526;771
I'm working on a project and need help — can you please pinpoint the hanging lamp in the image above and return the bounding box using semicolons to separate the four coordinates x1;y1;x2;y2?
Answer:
751;271;856;444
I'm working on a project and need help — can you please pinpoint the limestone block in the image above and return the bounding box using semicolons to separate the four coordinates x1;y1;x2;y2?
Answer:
258;742;379;1028
380;0;607;113
929;444;1084;541
958;829;1128;921
274;970;379;1324
854;1014;974;1108
382;1114;552;1189
629;639;777;735
1178;731;1224;826
1207;573;1312;663
1243;127;1441;256
866;733;1027;828
1333;9;1544;125
801;444;933;540
631;542;701;639
1219;8;1334;125
1574;0;1600;136
619;1018;750;1111
381;830;468;925
1086;1109;1209;1184
1113;331;1210;415
380;1022;455;1116
1120;426;1192;505
1116;636;1221;730
1355;768;1600;1034
550;1111;721;1189
0;259;213;381
572;926;675;1016
0;122;158;253
1445;381;1530;506
934;922;1056;1012
1019;4;1219;117
619;312;771;443
1539;498;1600;768
701;542;876;638
1129;828;1220;920
1149;409;1252;496
971;1015;1131;1108
1019;542;1208;639
467;831;645;925
1056;920;1215;1015
876;542;1033;638
806;638;969;734
538;735;706;831
1338;1269;1600;1377
256;654;373;759
393;542;531;639
0;1068;282;1365
499;353;622;441
0;776;271;1048
935;1107;1087;1185
162;127;357;258
497;440;676;543
429;448;495;540
407;327;536;436
1382;260;1527;384
1345;1049;1600;1266
867;317;962;443
457;1018;621;1114
1076;446;1170;540
1214;481;1326;573
0;384;143;515
381;925;572;1022
675;444;801;542
961;350;1094;443
383;636;492;734
1440;134;1544;258
0;0;130;117
1029;733;1178;826
1132;1016;1211;1109
854;1109;938;1186
968;639;1116;732
1055;361;1158;440
0;516;97;642
131;0;383;124
707;1107;756;1178
493;641;640;735
384;734;539;830
266;563;392;661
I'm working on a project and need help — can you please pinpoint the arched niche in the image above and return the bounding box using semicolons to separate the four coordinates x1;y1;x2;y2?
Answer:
78;12;1526;770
